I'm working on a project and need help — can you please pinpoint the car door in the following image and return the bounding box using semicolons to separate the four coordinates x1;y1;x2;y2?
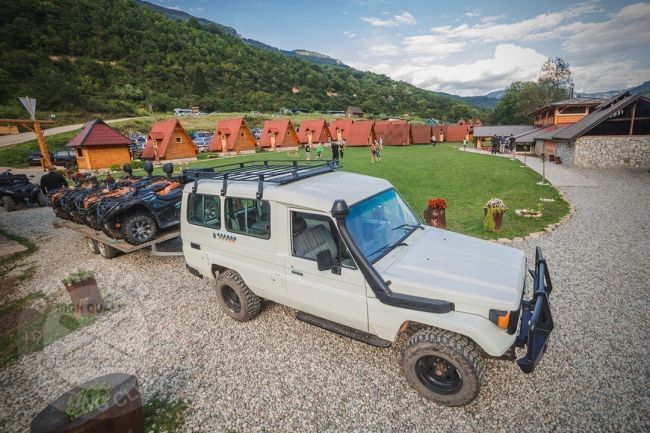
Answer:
284;210;368;332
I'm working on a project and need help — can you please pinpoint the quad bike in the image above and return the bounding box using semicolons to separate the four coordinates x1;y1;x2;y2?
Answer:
0;170;48;212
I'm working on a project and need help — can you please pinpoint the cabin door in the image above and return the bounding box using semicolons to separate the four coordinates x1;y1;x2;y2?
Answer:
221;134;227;151
307;130;313;144
270;132;276;148
336;128;342;141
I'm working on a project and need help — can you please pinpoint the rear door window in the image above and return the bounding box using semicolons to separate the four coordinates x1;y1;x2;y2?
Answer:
225;198;270;239
187;193;221;229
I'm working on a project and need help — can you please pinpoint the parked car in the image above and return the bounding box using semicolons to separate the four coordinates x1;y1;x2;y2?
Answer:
26;150;54;166
53;150;77;167
180;160;555;406
251;128;262;140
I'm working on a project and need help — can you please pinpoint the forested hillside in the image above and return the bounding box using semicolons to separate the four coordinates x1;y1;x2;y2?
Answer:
0;0;484;120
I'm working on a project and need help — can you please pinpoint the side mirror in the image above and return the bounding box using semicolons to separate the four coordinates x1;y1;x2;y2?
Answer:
316;249;333;271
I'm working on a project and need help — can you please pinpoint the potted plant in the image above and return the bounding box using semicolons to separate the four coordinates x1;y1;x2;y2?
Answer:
62;270;104;316
31;373;143;433
484;198;508;231
423;198;447;229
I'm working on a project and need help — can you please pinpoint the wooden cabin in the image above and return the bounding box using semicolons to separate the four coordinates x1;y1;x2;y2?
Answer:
66;119;131;170
345;106;364;118
258;119;300;149
374;121;412;145
141;119;196;161
209;118;256;154
345;121;375;146
329;119;353;142
410;124;433;144
445;121;471;142
297;119;332;144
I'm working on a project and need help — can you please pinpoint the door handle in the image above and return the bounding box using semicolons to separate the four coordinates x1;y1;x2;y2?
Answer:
291;269;303;276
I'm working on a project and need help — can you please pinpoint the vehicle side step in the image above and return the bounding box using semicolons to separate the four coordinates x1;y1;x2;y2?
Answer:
296;311;392;348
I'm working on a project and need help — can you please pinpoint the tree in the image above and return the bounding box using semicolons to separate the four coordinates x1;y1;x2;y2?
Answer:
538;57;573;103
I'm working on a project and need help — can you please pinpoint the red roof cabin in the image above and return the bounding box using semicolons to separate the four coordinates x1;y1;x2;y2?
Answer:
410;124;433;144
329;119;353;142
141;119;197;161
374;122;412;145
345;121;376;146
66;119;131;170
297;119;332;144
209;118;256;154
445;122;471;142
258;119;300;149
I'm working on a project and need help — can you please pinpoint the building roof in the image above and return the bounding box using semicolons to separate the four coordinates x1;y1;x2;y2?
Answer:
345;121;375;146
210;118;253;152
258;119;297;147
297;119;330;144
346;106;364;114
328;118;354;140
513;126;546;143
67;120;130;148
529;97;605;115
553;92;647;141
472;125;538;138
374;122;411;145
410;124;432;144
141;118;186;159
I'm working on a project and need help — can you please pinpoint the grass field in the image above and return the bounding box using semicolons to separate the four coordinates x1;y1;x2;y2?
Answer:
135;142;569;240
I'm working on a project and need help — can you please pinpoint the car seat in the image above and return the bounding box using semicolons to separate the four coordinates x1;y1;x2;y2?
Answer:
292;217;338;260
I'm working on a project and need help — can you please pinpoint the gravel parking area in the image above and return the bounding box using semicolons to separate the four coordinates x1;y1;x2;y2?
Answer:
0;169;648;432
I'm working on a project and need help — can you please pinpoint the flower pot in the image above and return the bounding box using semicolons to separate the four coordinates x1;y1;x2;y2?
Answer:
31;373;143;433
484;207;507;231
63;277;104;316
423;208;446;229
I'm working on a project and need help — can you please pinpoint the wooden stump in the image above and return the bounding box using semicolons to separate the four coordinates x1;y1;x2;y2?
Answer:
63;277;104;316
31;373;143;433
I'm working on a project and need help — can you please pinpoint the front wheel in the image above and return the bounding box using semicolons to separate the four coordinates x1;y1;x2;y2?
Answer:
122;213;157;245
1;196;17;212
401;328;485;406
215;270;261;322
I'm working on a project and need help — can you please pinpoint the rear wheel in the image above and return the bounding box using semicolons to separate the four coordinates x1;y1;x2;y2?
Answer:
86;237;99;254
97;241;118;259
1;196;17;212
215;270;261;322
122;213;157;245
401;328;485;406
36;192;48;207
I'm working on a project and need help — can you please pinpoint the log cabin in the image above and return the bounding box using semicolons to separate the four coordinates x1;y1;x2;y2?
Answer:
258;119;300;149
141;119;196;161
66;119;131;170
209;118;256;154
344;121;375;146
297;119;332;144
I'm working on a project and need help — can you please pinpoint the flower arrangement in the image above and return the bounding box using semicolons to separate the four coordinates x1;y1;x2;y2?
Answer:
427;198;448;210
485;198;507;209
63;270;95;285
484;198;507;231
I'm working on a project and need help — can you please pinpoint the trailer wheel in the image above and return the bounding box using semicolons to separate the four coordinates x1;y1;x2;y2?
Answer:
36;192;48;207
215;270;261;322
86;237;100;254
1;196;17;212
401;328;485;407
97;242;118;259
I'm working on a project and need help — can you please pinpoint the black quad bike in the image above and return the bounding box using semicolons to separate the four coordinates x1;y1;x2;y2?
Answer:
0;170;48;212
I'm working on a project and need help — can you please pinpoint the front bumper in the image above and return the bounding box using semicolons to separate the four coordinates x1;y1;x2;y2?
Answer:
514;246;554;373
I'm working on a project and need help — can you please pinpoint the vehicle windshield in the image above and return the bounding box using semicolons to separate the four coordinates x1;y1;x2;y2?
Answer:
346;188;420;263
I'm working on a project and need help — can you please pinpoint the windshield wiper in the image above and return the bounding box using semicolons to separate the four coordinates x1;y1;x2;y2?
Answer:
368;241;409;259
392;223;424;231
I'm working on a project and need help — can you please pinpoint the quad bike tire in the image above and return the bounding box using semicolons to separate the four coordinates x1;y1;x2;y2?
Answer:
215;270;262;322
36;192;48;207
1;196;17;212
86;237;100;254
401;328;485;407
97;241;118;259
122;213;157;245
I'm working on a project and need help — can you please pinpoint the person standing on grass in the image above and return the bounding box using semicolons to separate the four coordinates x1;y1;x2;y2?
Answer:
40;167;68;194
491;135;498;154
305;142;311;164
340;139;346;159
508;134;516;158
371;140;379;164
331;140;340;160
316;143;323;160
377;137;383;161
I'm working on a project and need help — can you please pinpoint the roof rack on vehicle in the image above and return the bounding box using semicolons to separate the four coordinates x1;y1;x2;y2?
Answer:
185;160;341;199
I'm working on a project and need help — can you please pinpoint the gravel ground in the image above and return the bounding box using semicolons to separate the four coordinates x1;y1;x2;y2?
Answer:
0;169;649;432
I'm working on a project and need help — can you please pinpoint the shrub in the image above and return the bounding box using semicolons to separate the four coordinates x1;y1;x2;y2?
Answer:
130;160;142;170
65;382;111;420
109;163;121;172
63;270;94;285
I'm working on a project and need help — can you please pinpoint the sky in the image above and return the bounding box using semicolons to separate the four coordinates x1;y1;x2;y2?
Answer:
152;0;650;96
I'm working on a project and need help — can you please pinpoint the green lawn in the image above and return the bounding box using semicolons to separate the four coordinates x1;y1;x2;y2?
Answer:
0;131;79;168
138;142;569;240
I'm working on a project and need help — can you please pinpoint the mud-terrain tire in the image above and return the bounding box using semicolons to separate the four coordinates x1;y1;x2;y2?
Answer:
402;328;485;407
122;213;157;245
1;196;17;212
97;241;118;259
215;270;261;322
36;192;48;207
86;237;100;254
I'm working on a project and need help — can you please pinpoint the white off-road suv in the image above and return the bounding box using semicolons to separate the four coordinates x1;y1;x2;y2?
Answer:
181;160;554;406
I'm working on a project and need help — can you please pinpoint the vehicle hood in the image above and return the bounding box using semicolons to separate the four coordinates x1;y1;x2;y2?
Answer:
374;228;526;314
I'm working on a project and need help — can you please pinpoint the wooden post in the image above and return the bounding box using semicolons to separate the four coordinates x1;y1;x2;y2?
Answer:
33;121;53;169
629;103;636;135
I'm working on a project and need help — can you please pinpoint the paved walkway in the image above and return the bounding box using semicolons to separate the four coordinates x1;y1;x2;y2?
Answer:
459;147;598;187
0;117;147;148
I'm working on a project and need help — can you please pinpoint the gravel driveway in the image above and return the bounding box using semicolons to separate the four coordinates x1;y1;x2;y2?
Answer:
0;169;648;432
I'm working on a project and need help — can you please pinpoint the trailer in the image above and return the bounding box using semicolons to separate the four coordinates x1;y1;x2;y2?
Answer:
52;218;182;259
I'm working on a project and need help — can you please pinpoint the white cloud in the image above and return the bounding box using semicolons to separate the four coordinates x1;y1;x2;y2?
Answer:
573;59;650;93
343;30;357;39
367;44;400;56
362;11;417;27
480;15;505;23
402;35;466;58
563;2;650;57
465;9;481;17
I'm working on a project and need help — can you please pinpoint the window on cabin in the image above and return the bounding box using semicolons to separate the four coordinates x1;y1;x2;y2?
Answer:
559;106;588;115
175;136;182;143
240;132;244;137
76;148;83;157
